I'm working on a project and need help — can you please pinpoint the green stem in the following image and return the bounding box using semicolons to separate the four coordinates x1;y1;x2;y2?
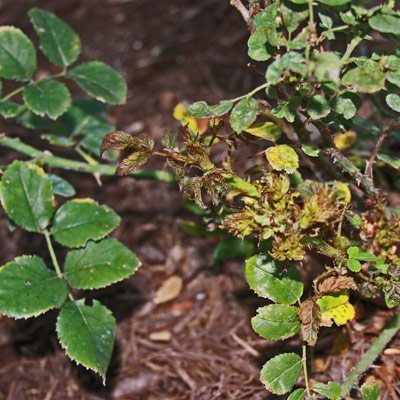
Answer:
44;230;63;278
231;82;270;102
302;345;310;396
75;145;99;166
341;35;361;64
341;311;400;396
1;86;25;102
0;136;175;182
305;0;314;63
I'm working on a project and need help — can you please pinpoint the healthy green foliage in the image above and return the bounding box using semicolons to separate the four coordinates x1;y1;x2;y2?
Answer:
313;381;342;400
361;382;380;400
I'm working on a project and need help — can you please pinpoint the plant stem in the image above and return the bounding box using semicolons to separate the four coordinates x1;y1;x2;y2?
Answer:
341;35;361;64
230;0;255;32
1;86;25;102
341;311;400;396
0;136;175;182
231;82;270;102
44;230;63;278
302;345;310;396
365;131;388;179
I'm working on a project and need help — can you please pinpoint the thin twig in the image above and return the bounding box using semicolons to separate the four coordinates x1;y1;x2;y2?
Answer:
230;0;255;32
365;131;388;179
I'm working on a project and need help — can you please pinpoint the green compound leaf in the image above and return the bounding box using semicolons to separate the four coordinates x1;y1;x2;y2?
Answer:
29;7;81;67
342;66;385;93
51;198;121;248
288;389;305;400
23;80;71;120
386;93;400;112
0;101;23;118
260;353;302;395
265;144;299;174
0;27;36;81
56;299;115;383
307;95;330;119
312;381;341;400
245;121;282;142
48;174;76;197
230;97;258;133
67;61;127;105
248;31;274;61
64;238;140;289
361;382;380;400
0;255;68;318
0;161;54;232
251;304;301;340
369;14;400;35
187;101;211;118
245;254;303;305
377;153;400;170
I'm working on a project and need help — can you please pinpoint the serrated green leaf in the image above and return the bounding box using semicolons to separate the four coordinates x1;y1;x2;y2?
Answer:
29;7;81;67
64;238;140;289
214;237;255;262
369;14;400;35
252;304;301;340
302;145;319;157
347;246;359;258
0;255;68;318
248;30;274;61
361;382;380;400
312;381;341;400
48;174;76;197
0;101;23;118
260;353;302;395
245;254;303;304
347;259;362;272
67;61;127;105
342;65;385;93
347;211;362;226
51;199;120;247
265;144;299;174
377;153;400;170
386;93;400;112
187;101;211;118
230;97;258;133
288;388;306;400
307;95;330;119
0;161;54;232
0;27;36;81
56;299;115;382
23;80;71;120
266;52;306;84
253;4;280;29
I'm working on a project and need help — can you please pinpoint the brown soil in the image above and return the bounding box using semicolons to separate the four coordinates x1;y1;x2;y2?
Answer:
0;1;399;399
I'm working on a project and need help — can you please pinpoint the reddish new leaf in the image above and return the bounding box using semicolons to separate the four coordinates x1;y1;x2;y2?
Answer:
100;131;139;158
298;298;321;346
318;276;357;295
116;150;152;176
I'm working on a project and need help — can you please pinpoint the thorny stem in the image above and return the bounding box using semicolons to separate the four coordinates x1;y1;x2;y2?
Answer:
0;135;175;182
302;345;310;396
341;311;400;396
365;131;388;179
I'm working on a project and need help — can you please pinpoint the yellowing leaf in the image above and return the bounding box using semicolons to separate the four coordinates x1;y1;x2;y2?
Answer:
245;121;282;142
334;131;356;150
154;275;183;304
173;103;208;134
265;144;299;174
316;289;355;326
334;181;351;202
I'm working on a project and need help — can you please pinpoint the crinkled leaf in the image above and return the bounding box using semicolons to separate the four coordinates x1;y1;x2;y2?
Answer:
331;95;357;119
245;121;282;142
48;174;76;197
100;131;138;158
29;7;81;67
386;93;400;112
248;30;274;61
342;65;385;93
23;80;71;120
187;101;211;118
377;153;400;170
56;299;115;383
299;298;320;346
318;276;357;295
312;381;342;400
209;100;233;117
316;289;355;326
116;149;153;176
0;255;68;319
302;145;319;157
369;14;400;35
252;304;301;341
214;237;255;262
383;284;400;308
281;0;308;34
253;4;280;29
347;211;362;226
230;97;258;133
245;254;303;305
307;95;330;119
312;52;341;82
0;161;54;232
0;101;23;118
51;198;120;248
0;27;36;81
265;145;299;174
260;353;302;395
266;52;306;84
64;238;140;289
67;61;127;104
361;382;380;400
224;175;261;198
288;389;306;400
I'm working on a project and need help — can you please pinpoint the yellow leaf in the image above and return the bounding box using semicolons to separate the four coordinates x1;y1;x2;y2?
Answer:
173;103;208;134
334;181;351;202
316;289;355;326
265;144;299;174
334;131;356;150
245;122;282;141
154;275;183;304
